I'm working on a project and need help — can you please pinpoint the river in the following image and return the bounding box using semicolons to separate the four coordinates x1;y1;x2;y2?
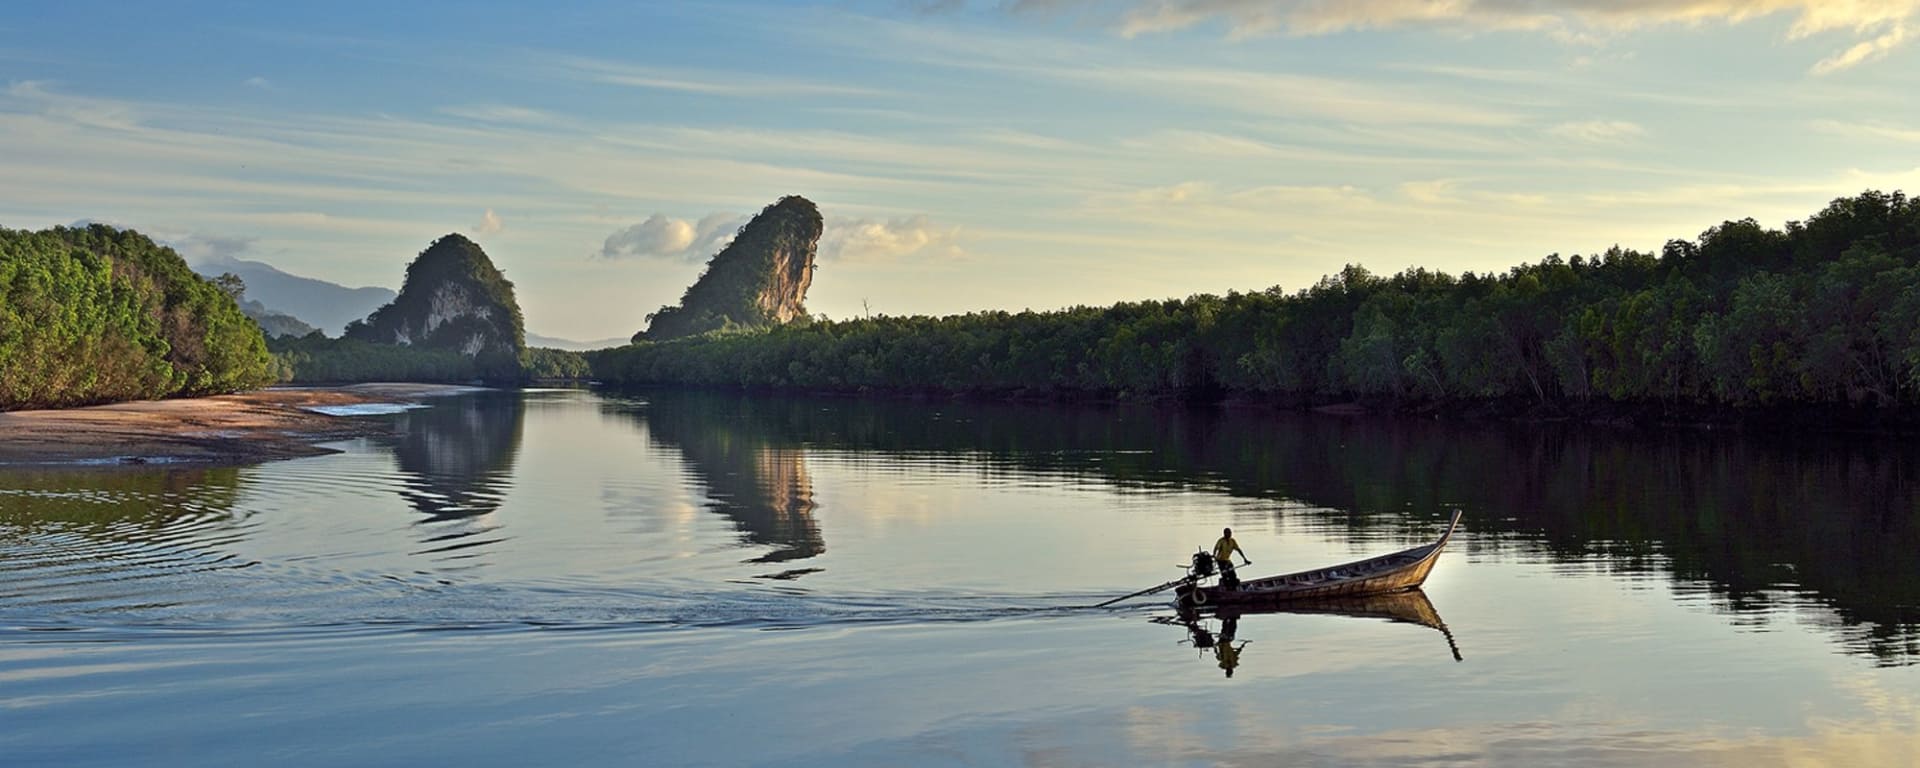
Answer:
3;388;1918;766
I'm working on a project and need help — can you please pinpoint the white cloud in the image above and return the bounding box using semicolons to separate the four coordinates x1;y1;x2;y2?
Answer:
599;212;748;261
822;215;964;261
243;76;273;90
158;232;257;265
690;212;750;256
1548;120;1647;143
475;207;504;234
601;214;694;258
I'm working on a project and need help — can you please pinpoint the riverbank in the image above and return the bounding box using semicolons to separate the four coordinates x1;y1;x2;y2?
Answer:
0;383;482;466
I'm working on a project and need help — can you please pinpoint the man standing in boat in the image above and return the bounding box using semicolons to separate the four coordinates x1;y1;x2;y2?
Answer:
1213;527;1249;590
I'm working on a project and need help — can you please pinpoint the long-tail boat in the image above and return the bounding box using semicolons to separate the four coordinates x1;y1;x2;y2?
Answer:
1173;510;1461;608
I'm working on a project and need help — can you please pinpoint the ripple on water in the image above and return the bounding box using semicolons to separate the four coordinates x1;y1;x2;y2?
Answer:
2;461;1126;633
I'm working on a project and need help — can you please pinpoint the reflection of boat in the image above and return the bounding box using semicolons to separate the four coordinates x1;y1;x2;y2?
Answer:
1179;588;1463;662
1175;511;1461;608
1160;589;1463;672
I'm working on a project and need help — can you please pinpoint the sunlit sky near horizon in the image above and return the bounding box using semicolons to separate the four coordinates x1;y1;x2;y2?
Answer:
4;0;1919;341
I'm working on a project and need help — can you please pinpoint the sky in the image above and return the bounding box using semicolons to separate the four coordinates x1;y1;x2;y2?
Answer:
3;1;1918;342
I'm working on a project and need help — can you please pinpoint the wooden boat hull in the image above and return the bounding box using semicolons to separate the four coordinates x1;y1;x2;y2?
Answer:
1176;511;1461;607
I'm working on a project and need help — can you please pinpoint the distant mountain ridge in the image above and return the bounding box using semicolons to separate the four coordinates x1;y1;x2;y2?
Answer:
238;297;319;338
190;257;396;337
525;332;630;351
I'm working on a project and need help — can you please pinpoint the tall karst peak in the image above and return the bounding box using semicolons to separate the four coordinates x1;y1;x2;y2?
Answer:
345;233;525;379
638;195;822;342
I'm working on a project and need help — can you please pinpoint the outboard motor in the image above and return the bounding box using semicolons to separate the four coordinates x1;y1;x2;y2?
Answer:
1190;550;1215;578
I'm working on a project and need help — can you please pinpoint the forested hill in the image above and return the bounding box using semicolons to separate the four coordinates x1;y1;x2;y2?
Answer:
342;233;526;382
639;195;822;342
0;224;274;410
590;190;1920;417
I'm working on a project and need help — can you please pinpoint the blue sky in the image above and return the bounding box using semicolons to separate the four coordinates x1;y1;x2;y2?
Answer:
3;1;1918;340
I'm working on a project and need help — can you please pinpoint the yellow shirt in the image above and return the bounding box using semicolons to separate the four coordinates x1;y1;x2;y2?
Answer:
1216;643;1241;672
1213;535;1243;562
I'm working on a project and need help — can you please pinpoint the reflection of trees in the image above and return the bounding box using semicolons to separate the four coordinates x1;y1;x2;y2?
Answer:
379;392;524;522
0;466;244;526
617;389;1920;664
613;392;822;563
0;466;250;600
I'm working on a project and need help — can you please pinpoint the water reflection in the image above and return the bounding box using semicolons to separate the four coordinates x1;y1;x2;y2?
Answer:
0;466;245;525
615;394;824;564
377;393;524;523
0;466;253;613
1170;609;1249;678
617;389;1920;664
1159;590;1462;678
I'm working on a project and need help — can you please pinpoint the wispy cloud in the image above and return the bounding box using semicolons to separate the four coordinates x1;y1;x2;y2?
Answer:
1089;1;1919;73
546;55;890;98
243;76;274;91
1813;22;1911;74
439;104;562;125
1548;120;1646;144
6;80;141;130
1813;119;1920;143
830;18;1521;127
1106;0;1913;39
1069;66;1522;126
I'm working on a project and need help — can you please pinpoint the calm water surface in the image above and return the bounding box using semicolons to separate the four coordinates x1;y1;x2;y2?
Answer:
3;388;1919;766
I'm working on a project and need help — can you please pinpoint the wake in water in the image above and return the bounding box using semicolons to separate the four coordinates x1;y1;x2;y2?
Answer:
0;564;1142;637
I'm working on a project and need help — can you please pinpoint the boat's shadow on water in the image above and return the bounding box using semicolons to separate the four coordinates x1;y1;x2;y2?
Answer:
1154;589;1463;677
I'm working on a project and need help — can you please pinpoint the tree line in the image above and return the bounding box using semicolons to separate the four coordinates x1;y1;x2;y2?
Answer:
590;190;1920;415
267;333;588;384
1;224;274;410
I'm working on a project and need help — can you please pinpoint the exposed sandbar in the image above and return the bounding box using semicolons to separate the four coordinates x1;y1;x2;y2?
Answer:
0;384;483;466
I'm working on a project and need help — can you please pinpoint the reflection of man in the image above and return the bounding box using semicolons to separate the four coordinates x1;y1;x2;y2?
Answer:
1215;642;1241;677
1216;616;1243;677
1213;528;1249;590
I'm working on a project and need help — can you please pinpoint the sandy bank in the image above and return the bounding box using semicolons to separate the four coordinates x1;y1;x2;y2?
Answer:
0;384;484;466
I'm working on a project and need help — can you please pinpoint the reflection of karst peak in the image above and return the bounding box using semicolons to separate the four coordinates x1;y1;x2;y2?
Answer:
745;446;822;563
618;393;824;564
383;393;524;522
